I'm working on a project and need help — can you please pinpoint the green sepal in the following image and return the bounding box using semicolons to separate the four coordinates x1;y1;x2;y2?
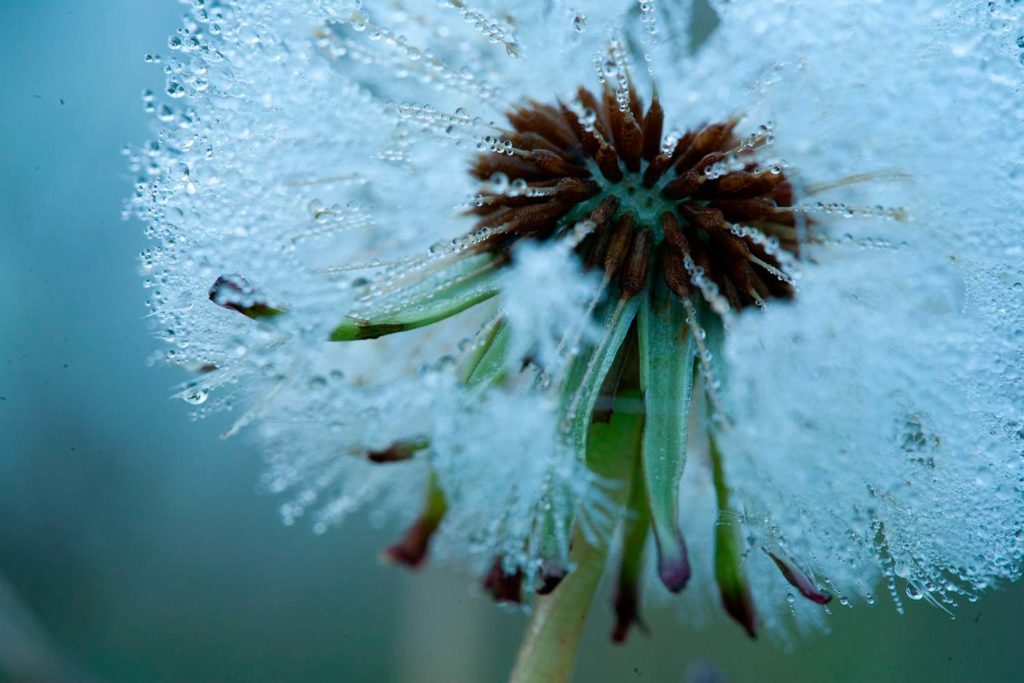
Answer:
698;300;728;389
330;257;500;341
612;452;651;643
461;320;510;389
710;432;757;638
561;296;641;461
638;282;698;592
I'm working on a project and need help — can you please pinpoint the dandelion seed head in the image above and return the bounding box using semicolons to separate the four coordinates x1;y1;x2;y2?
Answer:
132;0;1024;639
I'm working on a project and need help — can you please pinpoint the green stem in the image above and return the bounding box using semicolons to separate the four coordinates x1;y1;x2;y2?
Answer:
509;391;644;683
508;534;609;683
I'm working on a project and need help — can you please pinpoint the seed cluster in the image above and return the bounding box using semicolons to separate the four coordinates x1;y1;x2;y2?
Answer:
470;82;800;311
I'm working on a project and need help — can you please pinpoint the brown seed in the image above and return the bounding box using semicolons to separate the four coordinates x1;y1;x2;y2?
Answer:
642;152;672;188
560;103;602;156
641;93;664;162
577;86;611;140
710;198;776;222
674;121;735;174
619;229;651;297
603;213;636;278
712;170;785;198
662;169;703;200
595;142;624;182
660;212;689;254
529;149;588;178
662;248;694;300
678;205;726;233
504;200;572;237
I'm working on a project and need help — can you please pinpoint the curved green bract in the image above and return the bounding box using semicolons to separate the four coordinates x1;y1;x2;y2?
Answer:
711;431;757;637
638;283;698;592
561;296;641;461
330;261;500;341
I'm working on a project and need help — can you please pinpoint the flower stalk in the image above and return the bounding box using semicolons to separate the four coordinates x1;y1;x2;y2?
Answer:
509;392;644;683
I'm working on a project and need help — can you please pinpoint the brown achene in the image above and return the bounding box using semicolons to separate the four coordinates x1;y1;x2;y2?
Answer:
469;78;800;312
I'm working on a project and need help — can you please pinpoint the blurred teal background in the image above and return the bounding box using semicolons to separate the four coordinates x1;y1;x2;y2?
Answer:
0;2;1022;682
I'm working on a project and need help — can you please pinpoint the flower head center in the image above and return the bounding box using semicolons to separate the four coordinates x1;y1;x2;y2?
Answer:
470;81;800;312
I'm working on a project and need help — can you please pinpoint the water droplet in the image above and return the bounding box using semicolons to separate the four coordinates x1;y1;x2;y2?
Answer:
183;388;209;405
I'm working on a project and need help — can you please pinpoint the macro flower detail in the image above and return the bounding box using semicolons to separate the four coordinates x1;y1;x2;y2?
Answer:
328;60;813;639
132;1;1024;680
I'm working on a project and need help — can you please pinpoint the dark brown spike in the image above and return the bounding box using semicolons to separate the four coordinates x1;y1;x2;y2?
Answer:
619;229;651;297
552;177;601;204
577;86;612;141
686;226;714;275
603;213;636;278
772;179;795;206
678;205;726;233
711;231;755;303
691;151;728;177
749;270;773;301
720;276;744;310
662;169;703;200
641;91;664;162
581;224;613;271
667;130;695;166
508;130;564;154
619;121;644;173
642;153;672;188
535;103;582;147
529;149;589;178
662;248;694;300
674;121;736;174
560;103;602;157
473;179;593;220
595;143;624;182
605;87;644;173
706;170;786;198
469;179;561;216
660;212;689;254
626;73;644;124
509;101;579;149
473;204;519;231
472;152;555;183
589;195;620;228
503;200;573;238
710;198;777;222
581;197;620;269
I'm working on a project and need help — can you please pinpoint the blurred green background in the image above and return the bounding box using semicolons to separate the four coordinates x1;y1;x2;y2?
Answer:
0;2;1022;682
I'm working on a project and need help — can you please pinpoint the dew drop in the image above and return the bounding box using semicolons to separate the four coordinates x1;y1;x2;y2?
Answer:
183;388;209;405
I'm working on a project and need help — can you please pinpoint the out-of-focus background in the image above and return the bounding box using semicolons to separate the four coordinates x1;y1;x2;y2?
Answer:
0;2;1022;682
